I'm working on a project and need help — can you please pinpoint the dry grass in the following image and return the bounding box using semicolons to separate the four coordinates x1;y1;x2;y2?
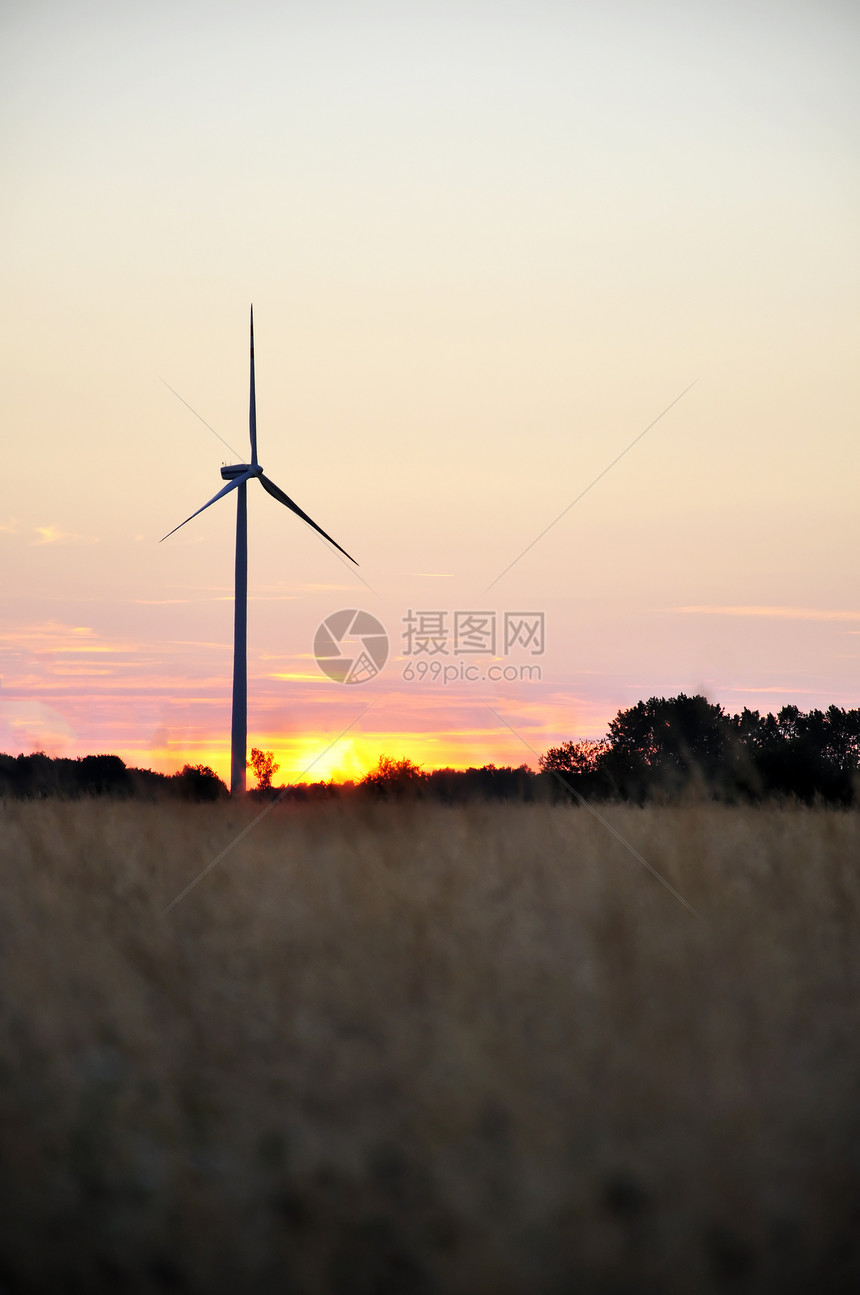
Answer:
0;797;858;1293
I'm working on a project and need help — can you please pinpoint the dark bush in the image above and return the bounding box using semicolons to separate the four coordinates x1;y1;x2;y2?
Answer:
171;764;228;802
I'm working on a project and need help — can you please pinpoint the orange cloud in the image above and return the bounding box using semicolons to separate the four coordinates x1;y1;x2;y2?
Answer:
32;525;99;546
268;672;326;682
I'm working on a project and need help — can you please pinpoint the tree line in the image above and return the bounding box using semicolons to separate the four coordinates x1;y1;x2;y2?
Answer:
0;753;227;802
539;695;860;804
2;696;859;804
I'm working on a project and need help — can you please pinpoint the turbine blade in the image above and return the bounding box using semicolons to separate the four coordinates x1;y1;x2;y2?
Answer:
161;470;254;542
259;474;358;564
249;305;258;466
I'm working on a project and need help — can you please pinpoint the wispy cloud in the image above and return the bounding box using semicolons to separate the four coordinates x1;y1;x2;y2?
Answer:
47;645;120;655
0;622;156;669
0;622;96;646
674;605;860;623
32;525;99;547
721;685;825;695
267;671;325;682
259;651;317;662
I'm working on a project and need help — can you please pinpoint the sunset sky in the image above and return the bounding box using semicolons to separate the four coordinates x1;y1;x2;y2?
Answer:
1;0;858;783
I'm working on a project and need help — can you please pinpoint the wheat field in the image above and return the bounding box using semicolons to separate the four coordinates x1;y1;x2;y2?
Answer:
0;797;858;1293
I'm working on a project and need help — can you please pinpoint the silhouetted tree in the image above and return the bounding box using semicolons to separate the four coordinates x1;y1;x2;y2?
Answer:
727;704;860;803
360;755;424;799
424;763;542;803
541;698;860;805
127;766;173;800
600;694;734;800
172;764;228;802
74;754;131;797
540;739;609;777
0;753;43;798
248;748;280;791
539;740;612;800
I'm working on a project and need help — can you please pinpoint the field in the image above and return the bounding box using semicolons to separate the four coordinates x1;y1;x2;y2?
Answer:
1;798;858;1293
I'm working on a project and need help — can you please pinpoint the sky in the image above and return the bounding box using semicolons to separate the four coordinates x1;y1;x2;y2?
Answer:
1;0;858;783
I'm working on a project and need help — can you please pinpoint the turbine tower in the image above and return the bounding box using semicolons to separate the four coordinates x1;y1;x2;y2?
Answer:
163;306;357;795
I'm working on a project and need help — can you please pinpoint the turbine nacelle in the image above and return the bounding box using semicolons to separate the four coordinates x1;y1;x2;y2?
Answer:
221;463;262;481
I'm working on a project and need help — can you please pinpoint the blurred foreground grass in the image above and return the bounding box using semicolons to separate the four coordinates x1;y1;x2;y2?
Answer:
0;798;858;1293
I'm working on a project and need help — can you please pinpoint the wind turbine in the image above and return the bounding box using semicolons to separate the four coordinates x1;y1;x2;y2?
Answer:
163;306;357;796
